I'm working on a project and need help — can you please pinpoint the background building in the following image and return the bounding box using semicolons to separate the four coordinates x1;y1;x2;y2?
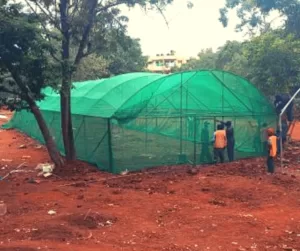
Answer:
147;50;187;73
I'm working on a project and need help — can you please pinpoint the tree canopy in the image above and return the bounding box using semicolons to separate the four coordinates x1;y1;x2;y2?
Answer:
0;2;63;166
172;31;300;96
0;2;59;108
220;0;300;37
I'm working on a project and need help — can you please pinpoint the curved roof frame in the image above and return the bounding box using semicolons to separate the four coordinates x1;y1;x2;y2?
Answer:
37;70;275;119
114;70;273;119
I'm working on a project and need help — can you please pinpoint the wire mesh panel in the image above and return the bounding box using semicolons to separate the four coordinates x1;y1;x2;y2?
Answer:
110;114;276;173
4;110;110;171
81;116;109;171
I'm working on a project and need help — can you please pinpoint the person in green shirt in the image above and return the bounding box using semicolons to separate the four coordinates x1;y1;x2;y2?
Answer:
200;121;212;163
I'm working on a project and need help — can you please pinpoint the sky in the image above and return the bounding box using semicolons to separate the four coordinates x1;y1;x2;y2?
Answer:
120;0;245;58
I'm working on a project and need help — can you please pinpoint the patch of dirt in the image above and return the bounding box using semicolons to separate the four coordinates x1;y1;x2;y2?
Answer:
0;248;37;251
30;225;75;241
105;175;169;194
208;198;227;206
65;213;117;229
2;111;300;250
270;174;300;189
53;161;99;178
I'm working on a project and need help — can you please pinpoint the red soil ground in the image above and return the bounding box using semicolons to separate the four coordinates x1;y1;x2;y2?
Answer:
290;121;300;141
1;111;300;251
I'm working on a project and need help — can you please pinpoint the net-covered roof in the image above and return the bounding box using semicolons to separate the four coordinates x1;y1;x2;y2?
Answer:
39;70;275;119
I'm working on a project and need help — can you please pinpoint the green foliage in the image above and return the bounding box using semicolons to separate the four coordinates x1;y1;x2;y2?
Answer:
72;54;109;81
72;37;147;81
172;49;219;72
106;38;147;75
243;31;300;95
220;0;300;37
172;32;300;97
0;3;60;109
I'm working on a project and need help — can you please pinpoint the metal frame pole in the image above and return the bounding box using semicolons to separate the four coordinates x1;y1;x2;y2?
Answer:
180;73;183;154
145;109;148;154
107;118;114;173
279;87;300;168
193;115;197;167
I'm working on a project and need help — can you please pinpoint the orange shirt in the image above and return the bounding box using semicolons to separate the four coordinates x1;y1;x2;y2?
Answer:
214;130;227;148
268;135;277;157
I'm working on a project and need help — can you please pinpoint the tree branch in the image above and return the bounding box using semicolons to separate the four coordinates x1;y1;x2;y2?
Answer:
32;0;61;31
24;0;61;63
74;0;98;66
154;3;169;29
96;0;127;13
69;0;80;24
3;61;35;106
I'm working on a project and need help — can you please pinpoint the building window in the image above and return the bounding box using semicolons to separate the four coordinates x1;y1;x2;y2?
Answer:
165;60;175;68
156;61;163;66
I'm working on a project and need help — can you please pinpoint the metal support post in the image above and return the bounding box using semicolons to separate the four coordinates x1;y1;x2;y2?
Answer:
193;116;197;167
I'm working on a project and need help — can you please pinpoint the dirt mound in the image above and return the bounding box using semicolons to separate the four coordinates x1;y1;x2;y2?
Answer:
65;212;117;229
53;160;98;178
202;160;266;177
30;225;74;241
105;175;169;193
270;174;300;189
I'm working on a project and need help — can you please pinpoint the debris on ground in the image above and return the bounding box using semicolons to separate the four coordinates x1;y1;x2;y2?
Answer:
36;163;55;178
22;155;31;159
0;114;8;119
1;159;12;162
0;162;27;180
120;169;129;175
27;177;41;184
47;210;57;215
0;201;7;216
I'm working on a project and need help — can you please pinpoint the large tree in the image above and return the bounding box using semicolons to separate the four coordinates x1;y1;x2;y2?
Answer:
0;2;64;167
106;37;147;75
171;32;300;97
172;48;219;72
220;0;300;37
23;0;187;161
73;35;147;81
242;31;300;95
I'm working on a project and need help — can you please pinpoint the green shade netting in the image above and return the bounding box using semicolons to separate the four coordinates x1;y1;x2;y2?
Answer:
3;70;277;173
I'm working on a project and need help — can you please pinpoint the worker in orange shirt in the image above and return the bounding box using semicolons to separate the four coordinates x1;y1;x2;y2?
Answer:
212;124;227;163
267;128;277;173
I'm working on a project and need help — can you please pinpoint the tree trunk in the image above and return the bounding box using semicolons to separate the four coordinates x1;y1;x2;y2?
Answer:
60;0;76;161
60;89;71;159
67;93;76;160
30;102;64;168
3;59;64;168
60;87;76;160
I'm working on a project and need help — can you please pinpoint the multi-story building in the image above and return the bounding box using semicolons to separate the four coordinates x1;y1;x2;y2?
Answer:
147;50;187;74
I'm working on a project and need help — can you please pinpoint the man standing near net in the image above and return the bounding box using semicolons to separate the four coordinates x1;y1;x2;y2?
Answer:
266;128;277;173
225;121;235;162
212;124;227;163
217;120;235;162
200;121;212;163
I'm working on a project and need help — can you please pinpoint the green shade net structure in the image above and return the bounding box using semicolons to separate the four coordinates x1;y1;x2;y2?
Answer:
3;70;277;173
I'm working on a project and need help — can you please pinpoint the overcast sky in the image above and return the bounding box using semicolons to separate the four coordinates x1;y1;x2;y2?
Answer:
120;0;245;57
